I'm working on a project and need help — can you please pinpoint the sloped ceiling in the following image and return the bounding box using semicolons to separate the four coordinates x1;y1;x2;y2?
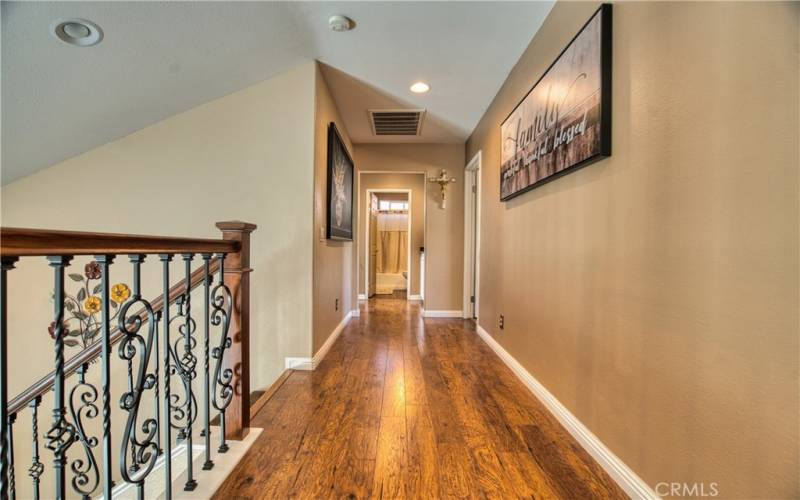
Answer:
1;1;553;184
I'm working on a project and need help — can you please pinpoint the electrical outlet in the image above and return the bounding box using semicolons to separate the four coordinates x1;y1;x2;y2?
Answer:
499;314;505;330
335;298;339;311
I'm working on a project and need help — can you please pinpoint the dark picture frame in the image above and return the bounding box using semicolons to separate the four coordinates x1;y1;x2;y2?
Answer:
326;122;355;240
500;3;612;201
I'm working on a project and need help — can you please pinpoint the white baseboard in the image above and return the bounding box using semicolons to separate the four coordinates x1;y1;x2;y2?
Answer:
475;324;658;500
358;293;367;300
285;357;313;371
312;310;353;367
408;294;422;301
285;311;354;372
422;309;463;318
102;427;263;500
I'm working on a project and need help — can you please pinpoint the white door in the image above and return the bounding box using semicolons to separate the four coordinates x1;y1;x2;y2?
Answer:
463;152;481;320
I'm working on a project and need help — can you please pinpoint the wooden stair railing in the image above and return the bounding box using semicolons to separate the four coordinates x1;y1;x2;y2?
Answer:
0;221;256;500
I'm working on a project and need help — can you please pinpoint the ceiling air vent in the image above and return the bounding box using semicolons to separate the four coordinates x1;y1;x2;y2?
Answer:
368;109;426;136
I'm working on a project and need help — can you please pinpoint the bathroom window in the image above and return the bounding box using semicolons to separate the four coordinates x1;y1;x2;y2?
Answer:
379;200;408;211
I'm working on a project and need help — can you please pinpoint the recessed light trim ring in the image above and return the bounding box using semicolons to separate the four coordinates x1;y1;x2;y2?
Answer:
52;18;103;47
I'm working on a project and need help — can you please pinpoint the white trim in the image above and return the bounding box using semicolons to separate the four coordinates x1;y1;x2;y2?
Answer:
285;310;355;371
312;310;353;367
463;151;482;320
357;171;427;302
102;428;263;500
422;309;463;318
106;442;189;498
358;293;367;300
474;324;659;500
365;188;412;299
408;294;422;301
285;357;313;371
351;307;361;317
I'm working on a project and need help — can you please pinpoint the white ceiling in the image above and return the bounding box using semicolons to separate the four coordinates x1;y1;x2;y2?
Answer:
1;1;553;184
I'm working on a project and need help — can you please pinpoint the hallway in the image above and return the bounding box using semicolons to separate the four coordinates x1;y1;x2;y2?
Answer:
214;298;626;499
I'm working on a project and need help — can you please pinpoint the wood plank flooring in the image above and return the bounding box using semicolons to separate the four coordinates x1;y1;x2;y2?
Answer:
213;298;627;499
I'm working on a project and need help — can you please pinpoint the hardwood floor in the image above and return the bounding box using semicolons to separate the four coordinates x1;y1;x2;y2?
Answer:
213;298;627;499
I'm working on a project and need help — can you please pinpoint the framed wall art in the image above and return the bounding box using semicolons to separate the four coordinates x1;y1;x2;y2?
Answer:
500;4;612;201
326;122;355;240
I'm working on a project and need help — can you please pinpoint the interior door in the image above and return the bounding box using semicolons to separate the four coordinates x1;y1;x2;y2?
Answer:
469;170;478;318
368;193;378;297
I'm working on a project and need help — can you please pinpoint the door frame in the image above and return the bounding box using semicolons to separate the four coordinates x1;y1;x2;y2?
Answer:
365;188;413;298
357;171;427;302
463;151;482;319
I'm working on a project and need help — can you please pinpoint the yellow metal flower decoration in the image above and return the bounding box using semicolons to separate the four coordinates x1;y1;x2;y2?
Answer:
111;283;131;304
84;296;101;314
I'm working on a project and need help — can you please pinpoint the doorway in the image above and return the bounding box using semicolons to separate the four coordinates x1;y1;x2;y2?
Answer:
366;190;411;299
463;151;481;319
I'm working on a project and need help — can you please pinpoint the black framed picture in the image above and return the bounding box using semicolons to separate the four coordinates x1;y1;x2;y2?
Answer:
500;3;612;201
326;122;354;240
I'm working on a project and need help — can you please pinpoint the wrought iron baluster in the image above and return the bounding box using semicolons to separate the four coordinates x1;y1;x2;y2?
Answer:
181;254;197;491
45;255;76;500
201;254;214;471
210;253;233;453
7;412;16;500
159;254;174;500
69;363;100;499
28;397;43;500
94;254;114;499
0;256;17;500
118;254;159;500
126;338;138;477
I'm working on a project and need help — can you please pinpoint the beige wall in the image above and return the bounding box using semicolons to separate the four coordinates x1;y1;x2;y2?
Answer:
354;144;465;312
1;61;319;498
312;63;357;353
466;1;799;497
1;62;317;395
358;173;425;297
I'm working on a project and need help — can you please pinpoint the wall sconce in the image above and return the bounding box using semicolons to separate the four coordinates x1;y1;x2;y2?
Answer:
428;169;456;209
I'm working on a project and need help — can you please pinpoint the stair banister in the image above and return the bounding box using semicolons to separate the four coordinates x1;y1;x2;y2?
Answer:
0;220;256;499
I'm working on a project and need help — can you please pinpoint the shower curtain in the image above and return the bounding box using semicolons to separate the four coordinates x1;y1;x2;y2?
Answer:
376;212;408;274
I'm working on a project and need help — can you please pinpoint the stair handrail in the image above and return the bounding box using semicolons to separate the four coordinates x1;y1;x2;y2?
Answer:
0;226;239;257
0;220;256;499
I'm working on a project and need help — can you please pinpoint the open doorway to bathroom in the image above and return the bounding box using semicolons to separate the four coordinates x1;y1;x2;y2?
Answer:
367;190;411;299
358;172;426;304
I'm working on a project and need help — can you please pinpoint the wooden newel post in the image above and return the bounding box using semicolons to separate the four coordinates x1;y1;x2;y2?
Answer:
216;221;257;440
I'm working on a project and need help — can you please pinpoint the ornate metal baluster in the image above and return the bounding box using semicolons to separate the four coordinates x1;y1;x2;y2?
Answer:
94;254;114;499
45;255;76;499
180;254;197;490
118;255;159;500
7;412;16;500
210;253;233;453
201;254;214;471
159;254;173;500
0;256;17;500
125;338;138;477
28;397;44;500
69;363;100;498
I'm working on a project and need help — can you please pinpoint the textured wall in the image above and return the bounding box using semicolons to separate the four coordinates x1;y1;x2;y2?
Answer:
466;2;799;497
1;62;317;394
313;63;357;353
354;144;465;312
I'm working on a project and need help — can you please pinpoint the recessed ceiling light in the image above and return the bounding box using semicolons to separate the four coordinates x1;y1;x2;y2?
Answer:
410;82;430;94
52;19;103;47
329;15;354;32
